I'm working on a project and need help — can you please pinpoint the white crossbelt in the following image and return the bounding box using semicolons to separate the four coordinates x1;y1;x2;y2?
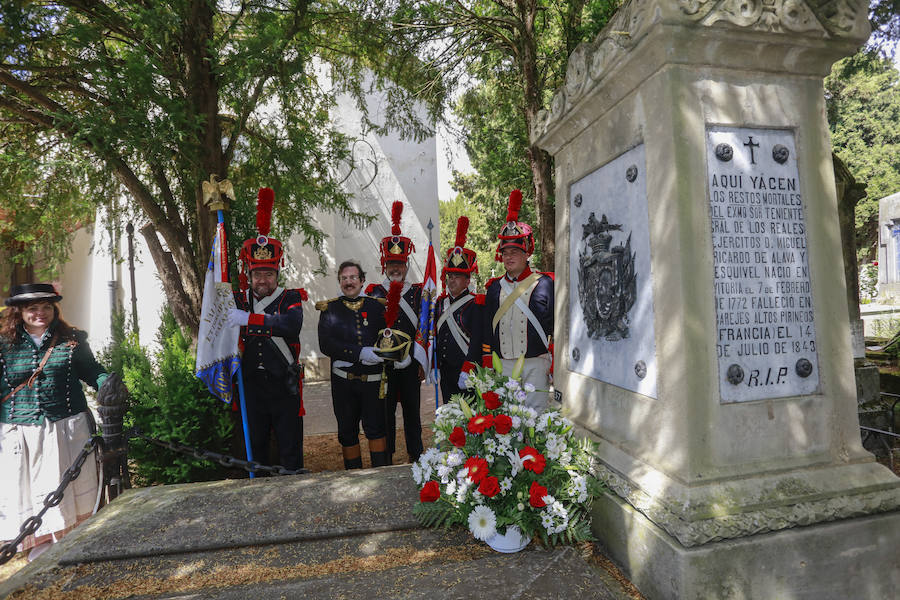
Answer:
248;287;295;365
436;295;473;356
498;277;550;351
332;366;382;382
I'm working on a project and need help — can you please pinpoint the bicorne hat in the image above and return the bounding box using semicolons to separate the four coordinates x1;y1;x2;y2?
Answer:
442;216;478;284
5;283;62;306
239;187;284;290
495;189;534;260
379;201;415;273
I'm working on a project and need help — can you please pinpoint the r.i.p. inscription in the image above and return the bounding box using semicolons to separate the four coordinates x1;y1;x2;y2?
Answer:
707;126;820;403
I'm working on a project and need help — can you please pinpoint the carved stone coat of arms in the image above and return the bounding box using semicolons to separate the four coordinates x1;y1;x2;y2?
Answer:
577;212;637;341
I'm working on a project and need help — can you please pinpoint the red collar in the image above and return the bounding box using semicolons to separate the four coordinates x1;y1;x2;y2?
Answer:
505;267;532;283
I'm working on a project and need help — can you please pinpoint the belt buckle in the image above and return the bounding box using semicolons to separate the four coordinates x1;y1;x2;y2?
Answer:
347;372;362;381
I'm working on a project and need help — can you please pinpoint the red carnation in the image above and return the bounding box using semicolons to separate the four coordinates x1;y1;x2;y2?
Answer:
449;426;466;447
519;446;546;474
493;414;512;435
529;481;548;508
467;413;494;435
420;480;440;503
482;391;502;410
463;456;490;483
478;476;500;498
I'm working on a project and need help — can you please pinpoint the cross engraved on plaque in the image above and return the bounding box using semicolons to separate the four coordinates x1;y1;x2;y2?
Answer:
743;136;759;165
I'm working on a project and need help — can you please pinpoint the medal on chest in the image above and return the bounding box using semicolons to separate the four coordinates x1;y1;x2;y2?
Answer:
362;311;368;326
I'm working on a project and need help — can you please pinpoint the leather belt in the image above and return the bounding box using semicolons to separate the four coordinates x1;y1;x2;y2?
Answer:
332;366;382;382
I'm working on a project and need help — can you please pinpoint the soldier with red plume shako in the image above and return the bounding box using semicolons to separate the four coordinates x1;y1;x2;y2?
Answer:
434;216;485;403
365;200;424;464
227;187;307;472
462;189;554;411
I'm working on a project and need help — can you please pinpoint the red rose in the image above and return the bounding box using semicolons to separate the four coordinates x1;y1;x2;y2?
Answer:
529;481;548;508
482;391;502;410
449;426;466;447
493;414;512;434
420;480;440;503
467;413;494;435
463;456;490;483
478;475;500;498
519;446;546;474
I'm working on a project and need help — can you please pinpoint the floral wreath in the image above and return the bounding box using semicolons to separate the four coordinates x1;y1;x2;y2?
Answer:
412;353;602;545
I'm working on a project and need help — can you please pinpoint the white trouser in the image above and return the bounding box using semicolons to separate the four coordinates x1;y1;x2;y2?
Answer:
498;353;552;412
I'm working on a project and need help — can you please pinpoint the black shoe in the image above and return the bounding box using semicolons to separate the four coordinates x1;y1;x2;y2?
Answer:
343;457;363;470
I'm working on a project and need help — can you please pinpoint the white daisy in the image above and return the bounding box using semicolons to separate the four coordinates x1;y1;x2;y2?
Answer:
468;505;497;541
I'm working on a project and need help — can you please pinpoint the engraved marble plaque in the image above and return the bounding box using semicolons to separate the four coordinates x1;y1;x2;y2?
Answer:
707;126;820;403
568;144;657;398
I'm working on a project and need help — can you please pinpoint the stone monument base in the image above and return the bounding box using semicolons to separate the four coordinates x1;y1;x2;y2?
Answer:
594;491;900;600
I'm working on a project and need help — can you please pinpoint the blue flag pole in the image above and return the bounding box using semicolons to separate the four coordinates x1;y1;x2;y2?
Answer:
217;208;255;478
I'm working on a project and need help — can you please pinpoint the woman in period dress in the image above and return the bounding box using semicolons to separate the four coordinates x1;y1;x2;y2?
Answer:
0;283;107;561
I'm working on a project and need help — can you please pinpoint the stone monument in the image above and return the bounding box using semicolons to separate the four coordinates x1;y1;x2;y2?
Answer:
533;1;900;598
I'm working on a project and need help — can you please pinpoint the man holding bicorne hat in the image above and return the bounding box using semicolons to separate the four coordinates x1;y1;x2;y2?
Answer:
461;189;554;411
365;201;422;464
227;188;306;472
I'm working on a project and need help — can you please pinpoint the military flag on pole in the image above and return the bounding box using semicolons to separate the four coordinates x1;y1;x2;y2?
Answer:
416;234;438;384
195;222;240;402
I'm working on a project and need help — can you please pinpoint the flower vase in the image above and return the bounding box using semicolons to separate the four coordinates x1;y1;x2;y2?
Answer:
485;525;530;553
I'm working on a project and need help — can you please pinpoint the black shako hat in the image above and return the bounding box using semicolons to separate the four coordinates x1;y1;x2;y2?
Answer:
5;283;63;306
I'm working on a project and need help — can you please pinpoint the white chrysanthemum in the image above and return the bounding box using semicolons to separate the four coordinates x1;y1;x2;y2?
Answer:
541;512;554;529
486;454;495;464
483;438;496;453
411;462;424;485
468;505;497;541
445;479;457;496
437;464;452;483
456;480;471;503
500;477;513;492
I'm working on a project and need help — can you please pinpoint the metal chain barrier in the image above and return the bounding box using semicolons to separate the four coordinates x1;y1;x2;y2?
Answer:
127;428;309;477
0;436;101;565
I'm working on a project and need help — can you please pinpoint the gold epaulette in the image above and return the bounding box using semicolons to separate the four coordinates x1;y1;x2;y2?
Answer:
376;297;387;306
315;297;339;311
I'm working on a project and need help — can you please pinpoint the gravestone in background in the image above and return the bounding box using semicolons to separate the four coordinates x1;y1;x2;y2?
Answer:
534;1;900;598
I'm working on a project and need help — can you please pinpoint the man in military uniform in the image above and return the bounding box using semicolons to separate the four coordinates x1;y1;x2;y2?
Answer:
435;216;483;404
462;189;554;411
227;187;306;472
365;201;424;464
316;260;391;469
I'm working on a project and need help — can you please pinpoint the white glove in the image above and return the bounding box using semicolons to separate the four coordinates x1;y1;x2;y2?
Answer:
227;309;250;328
394;353;412;369
359;347;384;366
457;371;470;389
333;360;353;368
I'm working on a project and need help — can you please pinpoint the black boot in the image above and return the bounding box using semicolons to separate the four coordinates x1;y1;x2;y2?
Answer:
343;456;363;470
370;451;390;467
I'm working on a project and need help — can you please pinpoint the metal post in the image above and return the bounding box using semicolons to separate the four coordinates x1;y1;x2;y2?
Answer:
126;223;139;334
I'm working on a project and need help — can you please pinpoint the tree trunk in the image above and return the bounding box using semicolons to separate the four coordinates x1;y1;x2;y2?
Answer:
519;1;556;272
140;224;200;335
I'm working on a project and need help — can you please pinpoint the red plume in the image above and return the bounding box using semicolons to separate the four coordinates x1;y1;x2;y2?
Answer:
391;201;403;235
257;187;275;236
383;280;403;328
454;216;469;248
505;189;522;223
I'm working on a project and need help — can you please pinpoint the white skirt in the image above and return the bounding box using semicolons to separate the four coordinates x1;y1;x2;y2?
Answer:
0;412;100;549
498;354;552;412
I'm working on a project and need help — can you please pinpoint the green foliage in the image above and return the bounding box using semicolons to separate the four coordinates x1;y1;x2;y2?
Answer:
826;50;900;259
102;307;234;486
859;263;879;300
0;1;437;331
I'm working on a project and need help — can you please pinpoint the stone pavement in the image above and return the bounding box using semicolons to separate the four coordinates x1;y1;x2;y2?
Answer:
0;466;629;599
303;379;440;435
